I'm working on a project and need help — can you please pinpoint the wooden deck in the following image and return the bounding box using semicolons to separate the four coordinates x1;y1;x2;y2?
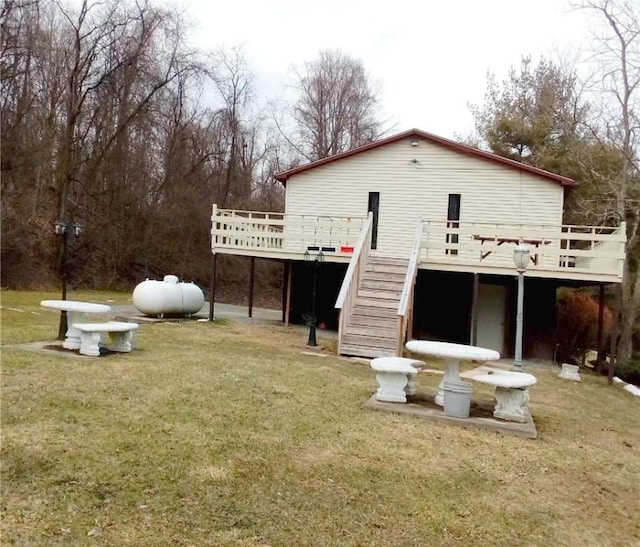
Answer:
211;206;626;284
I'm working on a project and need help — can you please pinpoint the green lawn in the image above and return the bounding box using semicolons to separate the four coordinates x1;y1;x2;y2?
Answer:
1;291;639;546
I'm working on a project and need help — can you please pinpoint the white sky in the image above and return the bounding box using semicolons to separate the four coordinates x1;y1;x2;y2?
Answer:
178;0;594;139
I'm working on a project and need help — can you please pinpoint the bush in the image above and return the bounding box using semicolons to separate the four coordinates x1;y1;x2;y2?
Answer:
556;289;612;364
615;359;640;386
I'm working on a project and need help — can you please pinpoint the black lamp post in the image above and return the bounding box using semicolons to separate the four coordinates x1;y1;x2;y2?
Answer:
54;220;82;340
304;249;325;346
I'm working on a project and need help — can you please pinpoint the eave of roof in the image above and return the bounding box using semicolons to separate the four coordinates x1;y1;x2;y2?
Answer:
274;128;578;187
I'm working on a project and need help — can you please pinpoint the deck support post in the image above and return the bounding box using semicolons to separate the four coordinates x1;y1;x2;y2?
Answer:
596;283;605;373
248;256;255;318
608;284;621;385
470;273;479;346
285;262;293;327
208;253;217;322
282;261;290;324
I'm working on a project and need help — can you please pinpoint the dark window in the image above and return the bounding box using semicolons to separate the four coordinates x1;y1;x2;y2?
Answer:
368;192;380;250
446;193;461;255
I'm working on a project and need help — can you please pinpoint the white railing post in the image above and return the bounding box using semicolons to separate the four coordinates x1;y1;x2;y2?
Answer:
397;220;424;353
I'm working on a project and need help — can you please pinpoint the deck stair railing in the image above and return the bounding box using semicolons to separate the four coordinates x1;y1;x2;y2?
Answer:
335;212;374;353
396;221;424;354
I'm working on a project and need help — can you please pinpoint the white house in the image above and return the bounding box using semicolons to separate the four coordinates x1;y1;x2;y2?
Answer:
211;129;626;360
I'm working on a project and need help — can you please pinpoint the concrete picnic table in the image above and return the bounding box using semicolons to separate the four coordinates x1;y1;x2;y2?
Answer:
405;340;500;406
40;300;112;350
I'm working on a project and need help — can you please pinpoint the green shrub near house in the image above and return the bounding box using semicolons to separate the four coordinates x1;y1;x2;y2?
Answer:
616;358;640;386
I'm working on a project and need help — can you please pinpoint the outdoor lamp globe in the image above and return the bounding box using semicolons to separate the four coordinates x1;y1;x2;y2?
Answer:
513;242;531;272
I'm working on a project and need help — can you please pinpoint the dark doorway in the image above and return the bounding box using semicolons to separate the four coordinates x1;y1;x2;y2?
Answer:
368;191;379;250
289;261;347;331
412;270;473;343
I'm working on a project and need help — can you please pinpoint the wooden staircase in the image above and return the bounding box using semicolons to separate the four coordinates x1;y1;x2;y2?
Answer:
339;256;408;358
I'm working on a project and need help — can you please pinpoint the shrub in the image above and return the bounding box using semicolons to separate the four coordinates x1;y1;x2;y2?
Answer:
615;359;640;386
556;289;612;364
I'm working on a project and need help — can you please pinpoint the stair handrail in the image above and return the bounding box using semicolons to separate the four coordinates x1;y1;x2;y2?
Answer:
397;220;424;352
335;212;374;310
335;213;373;354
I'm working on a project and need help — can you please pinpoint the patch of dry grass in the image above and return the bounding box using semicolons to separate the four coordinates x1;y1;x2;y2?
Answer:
1;291;639;546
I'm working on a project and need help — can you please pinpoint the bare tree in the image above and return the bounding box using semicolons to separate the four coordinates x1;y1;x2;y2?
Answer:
208;48;253;207
286;49;382;161
0;1;295;295
579;0;640;361
1;0;63;285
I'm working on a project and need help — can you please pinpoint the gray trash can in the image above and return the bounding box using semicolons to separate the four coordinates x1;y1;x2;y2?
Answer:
442;380;473;418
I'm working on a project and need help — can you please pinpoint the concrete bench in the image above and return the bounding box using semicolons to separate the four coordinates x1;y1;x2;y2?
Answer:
472;371;537;423
371;357;425;403
73;321;139;357
559;363;581;382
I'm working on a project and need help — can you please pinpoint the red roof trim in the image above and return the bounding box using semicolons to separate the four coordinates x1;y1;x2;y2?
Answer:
274;128;578;187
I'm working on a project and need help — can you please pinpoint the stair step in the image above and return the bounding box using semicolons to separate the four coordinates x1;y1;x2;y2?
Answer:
368;257;409;266
360;279;405;291
361;271;407;283
351;306;399;319
357;288;402;300
349;315;398;329
342;333;398;350
339;344;397;358
354;297;399;309
345;325;397;338
365;263;408;274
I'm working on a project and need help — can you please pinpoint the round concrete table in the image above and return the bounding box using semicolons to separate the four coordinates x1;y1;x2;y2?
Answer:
40;300;112;350
405;340;500;406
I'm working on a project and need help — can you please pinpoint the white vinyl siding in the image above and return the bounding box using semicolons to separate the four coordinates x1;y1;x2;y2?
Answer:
285;138;564;257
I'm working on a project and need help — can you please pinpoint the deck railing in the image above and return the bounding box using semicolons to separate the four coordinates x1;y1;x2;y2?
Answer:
420;220;626;280
211;204;366;256
211;206;626;281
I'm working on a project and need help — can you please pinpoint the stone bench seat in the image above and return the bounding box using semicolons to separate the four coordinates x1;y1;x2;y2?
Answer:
73;321;139;357
472;371;537;423
371;357;425;403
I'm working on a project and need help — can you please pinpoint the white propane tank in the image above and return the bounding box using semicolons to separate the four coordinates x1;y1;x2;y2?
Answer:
133;275;205;317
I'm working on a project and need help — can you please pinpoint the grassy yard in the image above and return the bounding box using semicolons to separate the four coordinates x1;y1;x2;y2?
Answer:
1;291;639;546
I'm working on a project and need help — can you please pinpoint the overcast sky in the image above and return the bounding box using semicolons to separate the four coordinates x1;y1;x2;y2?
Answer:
177;0;594;139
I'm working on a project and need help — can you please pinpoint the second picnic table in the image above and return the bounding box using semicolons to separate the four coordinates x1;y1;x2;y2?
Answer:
40;299;112;350
405;340;500;406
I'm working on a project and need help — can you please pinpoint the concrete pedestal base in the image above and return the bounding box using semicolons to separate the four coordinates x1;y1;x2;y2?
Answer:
559;363;581;382
371;358;422;404
493;386;531;423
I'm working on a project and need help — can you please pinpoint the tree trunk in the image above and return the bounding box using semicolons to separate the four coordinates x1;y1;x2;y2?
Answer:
618;266;640;361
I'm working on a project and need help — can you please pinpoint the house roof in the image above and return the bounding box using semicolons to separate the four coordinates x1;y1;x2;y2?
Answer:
274;128;578;187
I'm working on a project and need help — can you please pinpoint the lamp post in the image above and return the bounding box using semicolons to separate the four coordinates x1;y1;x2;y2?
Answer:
513;240;530;371
304;249;324;346
54;220;82;340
